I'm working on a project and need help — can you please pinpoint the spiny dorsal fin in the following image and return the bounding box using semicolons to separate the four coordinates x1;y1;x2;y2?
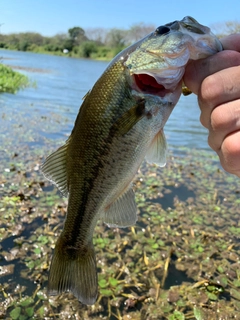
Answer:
82;89;91;100
102;188;137;228
41;141;69;197
145;129;167;167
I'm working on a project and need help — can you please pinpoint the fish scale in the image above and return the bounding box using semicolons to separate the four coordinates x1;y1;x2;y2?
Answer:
42;16;222;305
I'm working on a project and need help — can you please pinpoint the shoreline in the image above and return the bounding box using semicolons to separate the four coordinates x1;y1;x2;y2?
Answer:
0;47;113;61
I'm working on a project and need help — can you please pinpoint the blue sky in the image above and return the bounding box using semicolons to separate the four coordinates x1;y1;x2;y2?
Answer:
1;0;240;36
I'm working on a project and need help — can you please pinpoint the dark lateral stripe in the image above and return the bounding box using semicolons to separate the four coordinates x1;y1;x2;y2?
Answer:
66;117;123;245
66;67;133;245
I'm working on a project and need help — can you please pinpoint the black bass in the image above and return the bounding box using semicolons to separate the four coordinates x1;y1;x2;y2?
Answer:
42;16;222;305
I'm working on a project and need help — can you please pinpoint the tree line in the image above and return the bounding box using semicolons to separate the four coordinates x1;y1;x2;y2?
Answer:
0;24;155;60
0;21;239;60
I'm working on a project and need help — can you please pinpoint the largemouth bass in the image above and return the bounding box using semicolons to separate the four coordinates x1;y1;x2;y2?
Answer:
42;16;222;305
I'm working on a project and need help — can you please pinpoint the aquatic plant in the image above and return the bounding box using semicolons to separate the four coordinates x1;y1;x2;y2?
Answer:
0;65;239;319
0;64;30;93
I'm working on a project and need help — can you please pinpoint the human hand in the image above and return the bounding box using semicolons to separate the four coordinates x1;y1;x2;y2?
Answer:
183;34;240;177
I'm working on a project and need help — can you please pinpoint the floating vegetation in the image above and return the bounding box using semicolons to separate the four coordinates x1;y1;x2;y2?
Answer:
0;64;32;93
0;101;239;319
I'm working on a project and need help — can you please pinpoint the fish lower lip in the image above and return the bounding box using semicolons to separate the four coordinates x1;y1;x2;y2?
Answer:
133;73;170;97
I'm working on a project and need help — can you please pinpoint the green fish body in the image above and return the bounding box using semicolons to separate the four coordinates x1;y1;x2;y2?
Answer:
42;17;222;304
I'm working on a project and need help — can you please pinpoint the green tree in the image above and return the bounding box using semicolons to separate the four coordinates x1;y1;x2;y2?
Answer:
78;41;98;58
6;34;20;49
68;26;87;45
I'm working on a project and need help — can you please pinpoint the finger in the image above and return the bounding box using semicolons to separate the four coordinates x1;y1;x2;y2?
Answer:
183;50;240;94
217;130;240;177
199;66;240;128
221;33;240;51
207;98;240;151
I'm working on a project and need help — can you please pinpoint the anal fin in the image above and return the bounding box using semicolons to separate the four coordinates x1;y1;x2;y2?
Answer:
103;188;137;228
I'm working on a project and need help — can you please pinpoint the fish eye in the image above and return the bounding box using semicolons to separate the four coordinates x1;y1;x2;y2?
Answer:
155;26;170;35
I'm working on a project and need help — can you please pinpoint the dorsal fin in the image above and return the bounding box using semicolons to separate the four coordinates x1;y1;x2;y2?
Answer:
82;89;91;100
41;141;69;197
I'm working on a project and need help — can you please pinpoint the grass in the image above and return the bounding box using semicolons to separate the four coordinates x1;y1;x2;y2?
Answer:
0;63;31;93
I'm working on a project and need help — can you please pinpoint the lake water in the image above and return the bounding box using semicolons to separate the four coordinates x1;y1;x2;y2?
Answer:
0;49;211;155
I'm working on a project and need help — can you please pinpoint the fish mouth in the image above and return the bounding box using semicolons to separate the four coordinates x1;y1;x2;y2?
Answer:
133;73;170;97
131;69;182;98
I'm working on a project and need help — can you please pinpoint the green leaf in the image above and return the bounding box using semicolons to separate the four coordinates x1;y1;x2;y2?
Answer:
217;265;224;273
214;205;221;212
10;307;21;319
193;306;205;320
207;285;216;292
19;297;34;307
230;288;240;300
162;303;173;313
100;288;112;296
173;310;185;319
176;299;186;307
115;284;124;295
207;292;218;301
33;247;41;254
217;276;228;288
233;279;240;287
157;240;165;246
26;261;35;269
98;278;108;288
26;307;34;317
109;277;118;287
37;235;48;244
37;306;45;317
197;246;204;253
37;291;47;300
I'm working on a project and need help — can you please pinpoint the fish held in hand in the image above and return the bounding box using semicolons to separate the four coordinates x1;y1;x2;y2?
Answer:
42;16;222;305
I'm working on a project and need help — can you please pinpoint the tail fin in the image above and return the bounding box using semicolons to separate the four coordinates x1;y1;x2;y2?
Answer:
48;235;98;305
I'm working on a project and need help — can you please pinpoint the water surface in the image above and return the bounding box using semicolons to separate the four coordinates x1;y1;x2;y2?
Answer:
0;49;210;154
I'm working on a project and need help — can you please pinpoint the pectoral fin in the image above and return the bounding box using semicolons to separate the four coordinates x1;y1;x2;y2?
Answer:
41;141;69;197
113;98;146;136
102;188;137;228
145;129;167;167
